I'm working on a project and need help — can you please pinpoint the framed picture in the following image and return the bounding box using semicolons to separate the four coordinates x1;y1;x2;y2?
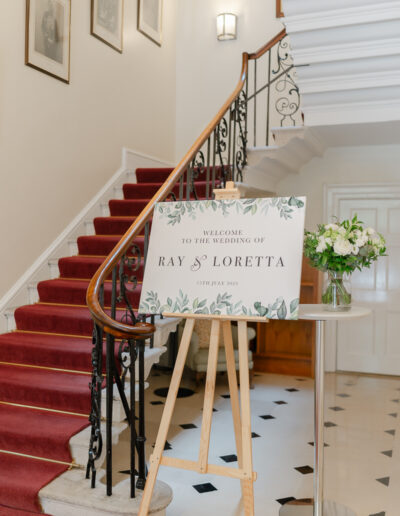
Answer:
91;0;124;53
138;0;163;46
25;0;71;83
276;0;284;18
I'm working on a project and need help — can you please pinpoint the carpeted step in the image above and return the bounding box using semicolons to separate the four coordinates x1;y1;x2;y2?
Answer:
37;278;142;307
135;167;174;183
0;453;67;513
0;364;91;414
77;235;145;256
123;181;212;200
14;304;133;336
0;503;52;515
58;255;145;281
0;404;88;462
109;199;149;217
58;255;106;279
0;332;97;371
93;216;137;235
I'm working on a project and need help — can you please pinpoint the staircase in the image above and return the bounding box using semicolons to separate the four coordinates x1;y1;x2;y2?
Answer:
0;27;314;515
0;167;185;514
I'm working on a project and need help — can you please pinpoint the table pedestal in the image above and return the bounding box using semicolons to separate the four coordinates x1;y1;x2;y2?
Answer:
279;305;370;516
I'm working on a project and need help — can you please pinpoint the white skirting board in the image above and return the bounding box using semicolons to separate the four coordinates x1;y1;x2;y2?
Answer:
0;147;173;334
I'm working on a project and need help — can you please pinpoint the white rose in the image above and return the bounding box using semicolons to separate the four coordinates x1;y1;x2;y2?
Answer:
334;237;353;256
370;234;381;245
355;231;368;247
337;226;347;236
316;236;327;253
352;245;359;255
366;227;375;236
325;223;339;231
325;237;333;246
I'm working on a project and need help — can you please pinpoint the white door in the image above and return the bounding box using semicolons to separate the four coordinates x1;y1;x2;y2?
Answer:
325;184;400;375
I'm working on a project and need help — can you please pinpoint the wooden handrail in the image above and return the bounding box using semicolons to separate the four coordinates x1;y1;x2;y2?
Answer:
86;29;287;339
248;28;286;60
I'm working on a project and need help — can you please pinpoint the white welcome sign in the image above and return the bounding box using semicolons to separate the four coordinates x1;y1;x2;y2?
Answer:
138;197;306;320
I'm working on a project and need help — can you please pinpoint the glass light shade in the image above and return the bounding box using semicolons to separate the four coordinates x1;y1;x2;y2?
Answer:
216;13;237;41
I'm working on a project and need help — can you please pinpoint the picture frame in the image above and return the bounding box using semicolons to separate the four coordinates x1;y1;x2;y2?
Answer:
25;0;71;84
276;0;284;18
138;0;163;47
91;0;124;53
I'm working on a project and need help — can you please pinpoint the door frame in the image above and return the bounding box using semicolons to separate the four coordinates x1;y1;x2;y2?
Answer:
323;182;400;371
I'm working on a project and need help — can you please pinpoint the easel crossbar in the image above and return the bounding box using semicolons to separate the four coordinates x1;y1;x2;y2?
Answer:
160;456;257;481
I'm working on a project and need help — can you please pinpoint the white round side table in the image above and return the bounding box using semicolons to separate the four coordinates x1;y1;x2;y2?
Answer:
280;304;371;516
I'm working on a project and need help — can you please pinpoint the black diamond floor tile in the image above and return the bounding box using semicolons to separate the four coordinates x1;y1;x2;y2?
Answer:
385;429;396;436
259;415;275;420
286;388;299;392
252;432;260;438
221;394;231;399
295;465;313;475
119;468;139;475
220;454;238;463
376;477;390;487
369;512;385;516
274;400;287;405
193;482;217;493
329;406;344;411
150;401;164;405
180;423;198;429
308;441;329;447
324;421;337;428
381;450;393;457
276;497;296;505
154;387;195;398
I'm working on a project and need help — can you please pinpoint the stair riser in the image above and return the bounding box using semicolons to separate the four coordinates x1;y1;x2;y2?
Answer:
37;283;142;307
135;167;174;183
123;182;212;200
77;236;144;256
58;258;145;281
14;310;95;336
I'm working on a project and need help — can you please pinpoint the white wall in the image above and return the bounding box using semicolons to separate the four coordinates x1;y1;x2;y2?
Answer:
0;1;177;298
276;144;400;229
175;0;283;159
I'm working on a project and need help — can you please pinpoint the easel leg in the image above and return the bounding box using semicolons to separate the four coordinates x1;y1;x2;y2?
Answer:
198;319;221;472
238;321;254;516
222;321;243;475
139;318;195;516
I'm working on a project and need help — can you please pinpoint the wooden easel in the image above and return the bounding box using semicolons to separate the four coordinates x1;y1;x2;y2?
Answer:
139;183;268;516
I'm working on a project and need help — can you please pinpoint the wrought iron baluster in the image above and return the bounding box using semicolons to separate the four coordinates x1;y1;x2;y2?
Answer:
186;168;191;201
179;174;184;201
232;101;237;180
86;321;103;488
136;340;146;489
212;129;217;195
129;339;136;498
106;332;114;496
235;90;248;183
266;49;272;146
253;59;257;147
206;136;211;199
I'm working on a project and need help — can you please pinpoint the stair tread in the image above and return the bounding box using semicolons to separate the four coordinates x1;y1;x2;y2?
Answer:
0;453;68;513
0;404;88;462
0;332;96;371
0;363;91;414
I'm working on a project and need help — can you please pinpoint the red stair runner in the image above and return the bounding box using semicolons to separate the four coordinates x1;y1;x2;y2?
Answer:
0;166;210;513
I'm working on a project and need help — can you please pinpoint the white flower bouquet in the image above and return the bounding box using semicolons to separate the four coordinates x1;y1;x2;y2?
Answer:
304;215;386;310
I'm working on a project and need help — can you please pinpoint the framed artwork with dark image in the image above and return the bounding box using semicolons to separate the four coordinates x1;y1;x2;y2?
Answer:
276;0;284;18
138;0;163;46
25;0;71;83
91;0;124;53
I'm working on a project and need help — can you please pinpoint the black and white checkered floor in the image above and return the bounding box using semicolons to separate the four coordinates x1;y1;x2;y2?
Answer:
113;369;400;515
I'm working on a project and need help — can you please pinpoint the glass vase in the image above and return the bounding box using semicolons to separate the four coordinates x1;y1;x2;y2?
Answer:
322;271;352;312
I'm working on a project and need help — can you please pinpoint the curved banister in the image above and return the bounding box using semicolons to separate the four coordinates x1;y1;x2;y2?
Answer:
86;29;287;339
247;28;286;60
